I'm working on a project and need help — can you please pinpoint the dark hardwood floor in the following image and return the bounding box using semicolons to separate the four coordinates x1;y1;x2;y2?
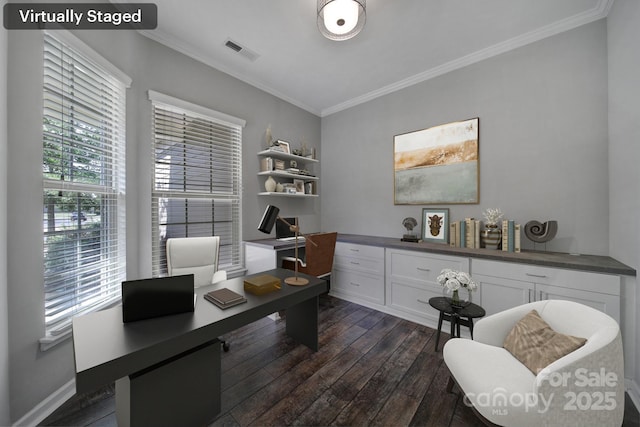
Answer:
42;297;639;427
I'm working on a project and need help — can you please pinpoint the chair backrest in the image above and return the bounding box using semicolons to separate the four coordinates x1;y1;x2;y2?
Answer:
302;232;338;277
166;236;221;288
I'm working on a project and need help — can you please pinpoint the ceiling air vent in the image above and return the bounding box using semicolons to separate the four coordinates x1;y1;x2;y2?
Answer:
223;38;259;62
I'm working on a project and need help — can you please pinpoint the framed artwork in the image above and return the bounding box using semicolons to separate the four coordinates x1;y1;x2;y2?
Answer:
293;179;305;194
394;118;479;204
422;208;449;243
275;140;290;154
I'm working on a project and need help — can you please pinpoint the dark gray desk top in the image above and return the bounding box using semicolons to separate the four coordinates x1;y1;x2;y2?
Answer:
72;269;326;393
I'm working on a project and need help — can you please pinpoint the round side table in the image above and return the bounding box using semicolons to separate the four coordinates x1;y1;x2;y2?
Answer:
428;296;485;351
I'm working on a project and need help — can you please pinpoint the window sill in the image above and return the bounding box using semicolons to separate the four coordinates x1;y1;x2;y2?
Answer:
39;328;72;352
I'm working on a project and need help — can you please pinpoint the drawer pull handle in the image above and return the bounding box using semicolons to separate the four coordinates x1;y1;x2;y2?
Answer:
416;267;430;272
350;282;360;287
350;261;360;265
525;273;547;278
417;299;429;305
350;248;360;252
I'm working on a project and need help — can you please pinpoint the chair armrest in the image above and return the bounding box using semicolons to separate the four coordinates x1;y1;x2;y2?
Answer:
212;270;227;284
281;256;307;268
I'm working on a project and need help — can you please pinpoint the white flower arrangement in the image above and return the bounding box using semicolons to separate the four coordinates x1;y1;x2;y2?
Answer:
482;208;504;226
436;268;478;292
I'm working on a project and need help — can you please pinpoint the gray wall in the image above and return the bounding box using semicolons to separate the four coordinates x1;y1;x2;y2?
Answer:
608;0;640;395
321;18;638;378
321;21;609;256
6;27;319;422
1;21;10;426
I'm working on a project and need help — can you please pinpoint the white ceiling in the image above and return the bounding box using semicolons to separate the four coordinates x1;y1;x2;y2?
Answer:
129;0;611;116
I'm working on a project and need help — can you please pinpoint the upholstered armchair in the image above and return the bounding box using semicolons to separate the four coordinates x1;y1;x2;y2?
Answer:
443;300;624;427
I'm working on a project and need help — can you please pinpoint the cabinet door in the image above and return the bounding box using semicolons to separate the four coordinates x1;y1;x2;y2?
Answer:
475;274;533;317
332;267;385;305
536;284;621;324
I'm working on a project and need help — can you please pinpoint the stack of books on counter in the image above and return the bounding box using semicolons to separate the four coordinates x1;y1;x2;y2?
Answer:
501;220;522;253
449;218;481;249
449;218;521;252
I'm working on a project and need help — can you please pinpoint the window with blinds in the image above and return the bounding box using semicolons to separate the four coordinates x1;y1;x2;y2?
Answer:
42;32;128;342
149;91;244;278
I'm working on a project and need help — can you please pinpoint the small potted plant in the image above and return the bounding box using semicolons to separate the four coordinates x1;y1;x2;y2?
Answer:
437;268;478;307
481;208;503;250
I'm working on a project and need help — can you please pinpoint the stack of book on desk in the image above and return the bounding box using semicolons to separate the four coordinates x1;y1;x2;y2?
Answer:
204;288;247;309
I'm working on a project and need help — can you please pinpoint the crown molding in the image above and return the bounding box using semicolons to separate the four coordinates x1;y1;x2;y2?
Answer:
133;0;613;118
320;0;613;116
138;29;322;117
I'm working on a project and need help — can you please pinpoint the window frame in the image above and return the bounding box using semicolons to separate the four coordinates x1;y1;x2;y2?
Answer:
40;31;131;350
149;90;245;279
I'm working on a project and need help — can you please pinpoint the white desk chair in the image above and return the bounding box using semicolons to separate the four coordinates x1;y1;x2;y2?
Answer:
166;236;229;351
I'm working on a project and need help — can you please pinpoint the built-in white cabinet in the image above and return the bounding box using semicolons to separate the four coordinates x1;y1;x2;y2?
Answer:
331;242;385;307
472;259;621;323
385;249;469;325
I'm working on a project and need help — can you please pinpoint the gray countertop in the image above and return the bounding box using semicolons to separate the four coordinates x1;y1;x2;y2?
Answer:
335;234;636;277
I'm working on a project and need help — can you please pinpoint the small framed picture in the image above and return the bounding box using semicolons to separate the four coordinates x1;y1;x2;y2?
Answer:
275;140;290;154
293;179;305;194
422;208;449;243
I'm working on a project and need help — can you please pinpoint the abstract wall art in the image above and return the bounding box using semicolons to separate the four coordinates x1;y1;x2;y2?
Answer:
394;118;479;204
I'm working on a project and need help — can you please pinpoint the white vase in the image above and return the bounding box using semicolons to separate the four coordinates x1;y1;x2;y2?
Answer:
264;176;276;192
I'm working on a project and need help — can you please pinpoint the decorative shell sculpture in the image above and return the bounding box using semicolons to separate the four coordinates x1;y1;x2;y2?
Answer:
524;220;558;243
402;217;418;232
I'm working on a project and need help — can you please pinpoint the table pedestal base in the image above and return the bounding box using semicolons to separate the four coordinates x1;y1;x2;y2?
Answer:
116;340;221;427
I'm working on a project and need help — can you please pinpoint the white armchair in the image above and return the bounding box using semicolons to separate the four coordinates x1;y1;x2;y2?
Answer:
166;236;227;287
443;300;624;427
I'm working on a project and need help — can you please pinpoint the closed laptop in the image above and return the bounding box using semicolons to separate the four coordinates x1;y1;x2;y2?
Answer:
121;274;195;323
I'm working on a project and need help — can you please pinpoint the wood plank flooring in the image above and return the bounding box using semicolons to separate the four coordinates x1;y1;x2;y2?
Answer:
42;297;639;427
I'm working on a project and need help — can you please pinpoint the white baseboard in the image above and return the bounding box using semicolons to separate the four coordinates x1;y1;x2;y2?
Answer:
626;379;640;414
13;379;75;427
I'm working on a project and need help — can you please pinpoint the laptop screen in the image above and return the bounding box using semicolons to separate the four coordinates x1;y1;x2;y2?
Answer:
276;217;297;239
121;274;195;323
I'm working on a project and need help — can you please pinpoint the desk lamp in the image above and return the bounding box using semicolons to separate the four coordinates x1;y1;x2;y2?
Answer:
258;205;316;286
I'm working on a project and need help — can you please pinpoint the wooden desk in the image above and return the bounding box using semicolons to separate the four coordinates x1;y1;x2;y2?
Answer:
72;269;327;427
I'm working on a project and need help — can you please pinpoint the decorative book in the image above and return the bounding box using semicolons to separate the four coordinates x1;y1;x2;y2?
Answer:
204;288;247;309
244;274;281;296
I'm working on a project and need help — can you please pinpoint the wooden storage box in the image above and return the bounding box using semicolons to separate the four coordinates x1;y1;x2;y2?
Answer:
244;274;281;295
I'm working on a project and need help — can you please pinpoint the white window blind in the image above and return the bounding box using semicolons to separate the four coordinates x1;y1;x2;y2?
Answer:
42;32;128;342
150;91;244;277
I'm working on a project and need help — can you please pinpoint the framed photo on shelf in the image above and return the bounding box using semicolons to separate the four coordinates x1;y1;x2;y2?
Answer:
422;208;449;243
275;140;290;154
293;179;305;194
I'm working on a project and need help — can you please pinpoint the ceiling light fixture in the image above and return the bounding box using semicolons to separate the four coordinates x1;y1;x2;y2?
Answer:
317;0;366;41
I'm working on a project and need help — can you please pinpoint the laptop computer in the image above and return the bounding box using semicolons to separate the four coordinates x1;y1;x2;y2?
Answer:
121;274;195;323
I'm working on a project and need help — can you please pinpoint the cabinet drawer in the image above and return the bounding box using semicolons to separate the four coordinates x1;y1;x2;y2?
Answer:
387;249;469;284
334;255;383;275
472;259;620;295
332;267;384;305
335;242;384;260
386;280;441;322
